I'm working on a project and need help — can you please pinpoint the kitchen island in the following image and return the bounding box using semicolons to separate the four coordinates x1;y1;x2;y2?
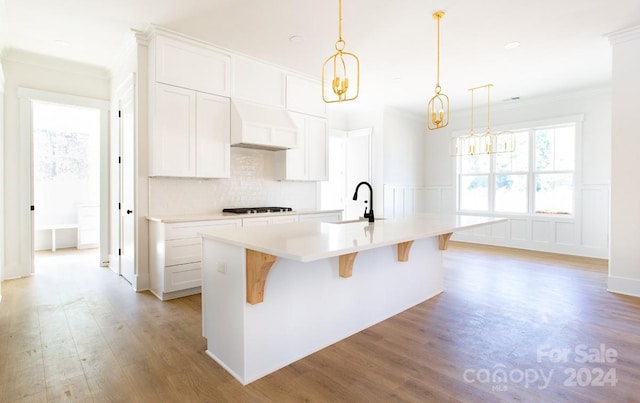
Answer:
200;214;506;384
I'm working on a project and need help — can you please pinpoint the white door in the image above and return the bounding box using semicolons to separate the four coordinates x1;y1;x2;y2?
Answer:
345;128;372;219
120;83;135;284
321;128;371;219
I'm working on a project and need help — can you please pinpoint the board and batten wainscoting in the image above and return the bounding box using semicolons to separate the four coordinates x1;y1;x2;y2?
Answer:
383;184;609;259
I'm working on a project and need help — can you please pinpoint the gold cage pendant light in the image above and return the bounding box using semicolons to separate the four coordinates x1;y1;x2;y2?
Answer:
427;11;449;130
322;0;360;103
450;84;515;156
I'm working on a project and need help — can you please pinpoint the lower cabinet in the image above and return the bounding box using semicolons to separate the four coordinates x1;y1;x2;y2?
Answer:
77;203;99;249
148;211;342;300
149;218;241;300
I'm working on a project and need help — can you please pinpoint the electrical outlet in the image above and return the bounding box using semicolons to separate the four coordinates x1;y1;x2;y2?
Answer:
217;262;227;274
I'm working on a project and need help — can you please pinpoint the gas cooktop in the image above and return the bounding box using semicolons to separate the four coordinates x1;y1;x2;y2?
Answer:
222;207;293;214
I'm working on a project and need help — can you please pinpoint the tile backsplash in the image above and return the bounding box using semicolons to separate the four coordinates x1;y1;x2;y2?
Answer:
149;148;318;216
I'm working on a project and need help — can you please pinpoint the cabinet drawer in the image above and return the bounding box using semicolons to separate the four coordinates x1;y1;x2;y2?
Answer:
165;238;202;266
165;262;201;292
165;220;241;240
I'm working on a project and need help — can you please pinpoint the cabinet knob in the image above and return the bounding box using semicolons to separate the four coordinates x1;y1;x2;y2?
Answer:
126;209;133;214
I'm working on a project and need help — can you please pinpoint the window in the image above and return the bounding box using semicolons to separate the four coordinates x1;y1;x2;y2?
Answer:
457;123;576;215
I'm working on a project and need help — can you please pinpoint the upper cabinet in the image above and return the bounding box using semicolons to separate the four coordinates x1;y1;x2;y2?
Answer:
145;28;328;180
232;56;286;108
148;31;231;178
150;83;230;178
286;75;326;118
149;83;196;177
153;34;231;96
196;92;231;178
274;112;328;181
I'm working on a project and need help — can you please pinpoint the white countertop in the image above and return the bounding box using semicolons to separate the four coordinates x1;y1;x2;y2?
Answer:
147;209;343;223
200;213;507;262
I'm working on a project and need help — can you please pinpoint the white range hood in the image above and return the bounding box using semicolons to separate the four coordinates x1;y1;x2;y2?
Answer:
230;100;298;151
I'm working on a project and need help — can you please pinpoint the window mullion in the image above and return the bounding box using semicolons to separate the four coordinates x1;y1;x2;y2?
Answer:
489;153;495;213
529;129;535;214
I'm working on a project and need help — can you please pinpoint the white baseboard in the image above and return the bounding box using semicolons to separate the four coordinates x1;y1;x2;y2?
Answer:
608;276;640;298
452;234;608;259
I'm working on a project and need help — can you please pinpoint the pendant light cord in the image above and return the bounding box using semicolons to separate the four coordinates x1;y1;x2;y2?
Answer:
338;0;343;41
436;13;441;90
487;85;491;131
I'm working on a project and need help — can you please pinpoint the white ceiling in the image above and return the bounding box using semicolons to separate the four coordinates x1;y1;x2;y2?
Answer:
1;0;639;116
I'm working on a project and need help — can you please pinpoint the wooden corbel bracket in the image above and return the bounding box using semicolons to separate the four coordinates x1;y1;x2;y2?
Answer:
397;240;415;262
246;249;277;304
438;232;453;250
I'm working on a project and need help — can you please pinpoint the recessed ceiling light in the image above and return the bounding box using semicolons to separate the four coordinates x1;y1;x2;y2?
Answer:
504;41;521;50
289;35;304;44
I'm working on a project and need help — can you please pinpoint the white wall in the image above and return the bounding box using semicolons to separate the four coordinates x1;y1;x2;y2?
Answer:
383;107;426;186
108;36;151;291
608;26;640;297
0;61;5;299
1;50;109;280
422;86;611;258
148;147;318;216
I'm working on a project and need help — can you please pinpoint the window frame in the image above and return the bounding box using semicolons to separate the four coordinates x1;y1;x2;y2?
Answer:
454;116;583;219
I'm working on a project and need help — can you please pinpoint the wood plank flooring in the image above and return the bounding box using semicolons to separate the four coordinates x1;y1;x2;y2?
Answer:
1;243;639;402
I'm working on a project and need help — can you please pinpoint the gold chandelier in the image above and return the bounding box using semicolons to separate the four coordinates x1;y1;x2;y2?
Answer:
450;84;515;156
322;0;360;103
427;10;449;130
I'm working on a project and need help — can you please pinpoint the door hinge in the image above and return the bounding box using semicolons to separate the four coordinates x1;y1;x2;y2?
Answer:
30;205;35;211
118;248;122;256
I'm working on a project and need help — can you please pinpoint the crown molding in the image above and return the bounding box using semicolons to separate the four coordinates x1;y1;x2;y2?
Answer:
607;25;640;46
2;47;109;79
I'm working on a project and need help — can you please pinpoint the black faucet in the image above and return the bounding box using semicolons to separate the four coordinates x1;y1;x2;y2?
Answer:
352;181;375;223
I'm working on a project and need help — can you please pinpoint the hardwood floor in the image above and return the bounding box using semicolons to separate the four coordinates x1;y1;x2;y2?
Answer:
1;244;639;402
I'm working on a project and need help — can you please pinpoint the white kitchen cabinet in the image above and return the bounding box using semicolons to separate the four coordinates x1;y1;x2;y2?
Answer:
196;92;231;178
286;75;326;117
149;218;241;300
77;203;99;249
298;212;343;223
274;112;328;181
232;56;286;108
148;212;341;300
150;83;196;177
150;83;230;178
153;34;231;96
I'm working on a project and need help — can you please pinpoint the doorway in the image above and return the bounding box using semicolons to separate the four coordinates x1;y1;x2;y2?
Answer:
31;100;100;270
321;128;372;219
32;101;101;266
17;87;109;278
